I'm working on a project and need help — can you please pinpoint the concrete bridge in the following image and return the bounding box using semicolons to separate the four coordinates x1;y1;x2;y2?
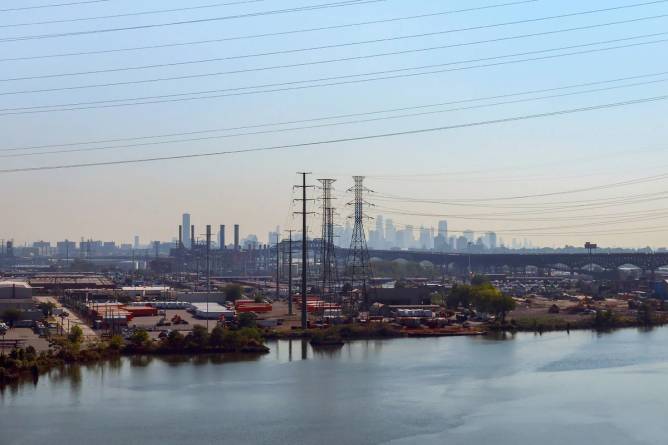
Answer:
363;250;668;273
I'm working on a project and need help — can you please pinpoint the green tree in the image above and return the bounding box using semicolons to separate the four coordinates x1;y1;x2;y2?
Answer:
68;325;84;343
165;330;184;349
429;291;444;306
224;284;243;302
470;275;490;286
209;326;225;348
1;308;22;327
188;324;209;350
38;302;56;317
109;335;124;350
237;312;257;328
129;329;150;348
447;284;472;309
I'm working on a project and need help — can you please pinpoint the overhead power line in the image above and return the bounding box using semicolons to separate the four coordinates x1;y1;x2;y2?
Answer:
1;34;666;116
376;172;668;203
0;0;110;12
0;0;385;42
0;0;540;62
2;13;666;93
0;1;267;28
0;94;666;173
4;76;668;158
5;70;666;153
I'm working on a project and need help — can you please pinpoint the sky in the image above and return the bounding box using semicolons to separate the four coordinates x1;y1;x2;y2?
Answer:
1;0;668;248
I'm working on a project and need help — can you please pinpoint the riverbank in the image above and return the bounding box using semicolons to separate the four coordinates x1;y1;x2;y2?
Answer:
0;325;269;386
492;311;668;333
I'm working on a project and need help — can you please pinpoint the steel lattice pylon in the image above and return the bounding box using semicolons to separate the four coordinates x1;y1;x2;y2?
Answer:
346;176;372;309
318;179;339;304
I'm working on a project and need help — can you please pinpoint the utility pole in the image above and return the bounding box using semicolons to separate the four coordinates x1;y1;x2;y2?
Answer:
294;172;314;329
275;233;280;301
347;176;373;311
206;225;211;330
318;178;339;305
287;230;293;316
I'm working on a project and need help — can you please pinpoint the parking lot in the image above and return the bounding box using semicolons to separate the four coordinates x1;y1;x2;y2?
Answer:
1;327;50;353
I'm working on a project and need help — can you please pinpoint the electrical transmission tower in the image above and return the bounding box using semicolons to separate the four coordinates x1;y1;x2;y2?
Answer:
318;178;339;304
346;176;373;310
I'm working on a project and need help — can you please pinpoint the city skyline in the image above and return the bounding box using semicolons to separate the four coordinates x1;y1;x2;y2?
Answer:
1;1;668;248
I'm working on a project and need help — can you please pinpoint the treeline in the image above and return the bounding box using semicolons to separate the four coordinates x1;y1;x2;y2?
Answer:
1;322;268;386
124;324;268;354
445;276;516;321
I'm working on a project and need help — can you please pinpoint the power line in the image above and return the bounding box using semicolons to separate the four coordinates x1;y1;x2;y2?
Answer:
5;70;665;153
0;0;110;12
5;76;668;158
1;94;666;173
3;34;667;116
0;0;540;62
0;0;385;43
3;13;666;93
376;172;668;203
0;1;267;29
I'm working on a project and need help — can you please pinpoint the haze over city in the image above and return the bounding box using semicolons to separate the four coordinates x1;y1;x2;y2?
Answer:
2;2;668;445
1;0;667;248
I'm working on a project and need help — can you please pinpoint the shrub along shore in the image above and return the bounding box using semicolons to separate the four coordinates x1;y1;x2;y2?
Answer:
0;324;268;386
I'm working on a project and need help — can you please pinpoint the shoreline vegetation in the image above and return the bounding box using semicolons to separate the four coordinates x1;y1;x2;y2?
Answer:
0;324;268;386
3;313;667;387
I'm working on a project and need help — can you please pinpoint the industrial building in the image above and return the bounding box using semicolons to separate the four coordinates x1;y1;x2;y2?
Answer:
0;281;34;310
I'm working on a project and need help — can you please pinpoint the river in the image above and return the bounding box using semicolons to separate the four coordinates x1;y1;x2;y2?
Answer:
2;328;667;445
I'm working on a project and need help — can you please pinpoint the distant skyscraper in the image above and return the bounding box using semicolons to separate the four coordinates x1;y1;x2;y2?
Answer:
268;226;280;246
463;230;474;243
456;236;469;251
484;231;497;250
133;235;140;249
438;220;448;239
182;213;191;248
419;226;431;250
385;219;396;247
435;220;448;252
375;215;385;248
234;224;240;250
405;225;415;249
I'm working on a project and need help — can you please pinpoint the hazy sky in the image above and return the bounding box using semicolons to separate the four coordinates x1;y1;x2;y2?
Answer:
1;0;667;248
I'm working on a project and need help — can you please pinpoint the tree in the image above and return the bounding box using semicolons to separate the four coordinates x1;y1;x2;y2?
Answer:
637;301;655;326
429;292;444;306
68;325;83;343
470;275;490;286
209;326;225;348
188;324;209;350
129;329;150;347
237;312;257;328
1;308;22;327
164;330;184;349
38;302;56;317
254;295;264;303
224;284;243;302
109;335;124;350
446;284;472;309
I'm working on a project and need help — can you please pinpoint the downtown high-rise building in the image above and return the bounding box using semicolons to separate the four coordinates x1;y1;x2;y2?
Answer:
385;218;396;247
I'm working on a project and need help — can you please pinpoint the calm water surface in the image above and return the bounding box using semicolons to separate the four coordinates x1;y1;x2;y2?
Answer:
2;328;668;445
